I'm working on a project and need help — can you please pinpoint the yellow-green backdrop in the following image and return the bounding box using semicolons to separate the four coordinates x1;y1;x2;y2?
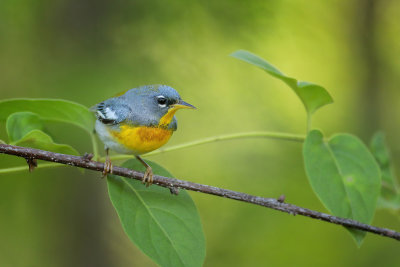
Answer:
0;0;399;266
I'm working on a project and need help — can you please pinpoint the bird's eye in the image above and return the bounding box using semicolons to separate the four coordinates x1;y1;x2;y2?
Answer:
157;96;167;107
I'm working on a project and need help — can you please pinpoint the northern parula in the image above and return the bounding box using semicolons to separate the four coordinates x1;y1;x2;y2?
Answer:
91;84;196;185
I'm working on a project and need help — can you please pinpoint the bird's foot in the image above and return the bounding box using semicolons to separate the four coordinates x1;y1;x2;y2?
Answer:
102;158;113;177
142;166;153;187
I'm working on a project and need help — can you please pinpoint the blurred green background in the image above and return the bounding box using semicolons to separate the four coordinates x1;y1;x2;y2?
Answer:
1;0;399;266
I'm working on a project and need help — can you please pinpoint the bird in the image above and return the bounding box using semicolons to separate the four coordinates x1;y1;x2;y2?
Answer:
91;84;196;186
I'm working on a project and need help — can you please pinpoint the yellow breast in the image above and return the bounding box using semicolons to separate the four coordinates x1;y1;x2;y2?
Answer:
109;125;173;155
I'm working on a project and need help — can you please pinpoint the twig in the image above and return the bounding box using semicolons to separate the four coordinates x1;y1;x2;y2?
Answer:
0;143;399;242
104;131;306;162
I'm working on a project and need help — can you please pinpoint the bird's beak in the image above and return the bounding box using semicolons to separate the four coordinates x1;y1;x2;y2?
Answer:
173;100;197;110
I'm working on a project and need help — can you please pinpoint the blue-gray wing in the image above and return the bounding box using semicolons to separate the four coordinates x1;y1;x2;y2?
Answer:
90;98;131;125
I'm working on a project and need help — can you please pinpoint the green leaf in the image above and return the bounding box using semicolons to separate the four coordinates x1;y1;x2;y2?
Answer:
0;139;5;144
303;130;381;245
0;99;94;133
378;195;400;210
6;112;44;142
12;129;79;155
231;50;333;115
108;159;205;267
370;132;400;210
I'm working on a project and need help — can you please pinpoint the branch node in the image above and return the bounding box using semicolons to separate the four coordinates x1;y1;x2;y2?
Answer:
169;185;180;195
82;153;94;161
25;157;37;172
277;194;286;203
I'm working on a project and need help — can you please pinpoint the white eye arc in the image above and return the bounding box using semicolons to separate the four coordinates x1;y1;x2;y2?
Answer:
157;95;167;108
104;107;117;120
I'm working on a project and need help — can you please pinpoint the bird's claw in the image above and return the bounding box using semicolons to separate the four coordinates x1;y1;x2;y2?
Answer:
142;167;153;187
102;158;113;177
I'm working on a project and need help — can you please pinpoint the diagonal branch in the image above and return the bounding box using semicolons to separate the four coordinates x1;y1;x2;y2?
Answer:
0;143;399;241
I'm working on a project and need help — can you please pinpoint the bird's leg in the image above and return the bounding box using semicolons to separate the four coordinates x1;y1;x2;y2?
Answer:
102;147;113;177
135;155;153;187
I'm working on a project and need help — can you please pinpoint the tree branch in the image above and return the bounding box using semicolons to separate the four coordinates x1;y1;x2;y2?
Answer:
0;143;399;241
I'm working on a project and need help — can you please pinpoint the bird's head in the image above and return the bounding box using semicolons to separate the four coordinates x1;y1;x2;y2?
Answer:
124;85;196;128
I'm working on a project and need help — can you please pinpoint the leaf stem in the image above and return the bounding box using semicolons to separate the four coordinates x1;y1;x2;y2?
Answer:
0;131;305;173
307;113;312;132
106;131;305;161
0;162;62;174
90;132;99;160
